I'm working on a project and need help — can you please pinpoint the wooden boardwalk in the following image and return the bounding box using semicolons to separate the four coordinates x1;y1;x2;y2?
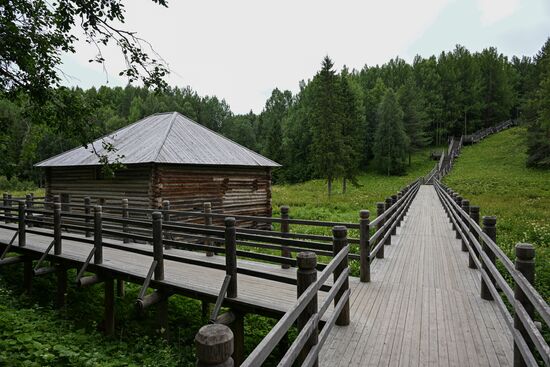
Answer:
320;185;513;367
0;184;522;366
0;222;333;319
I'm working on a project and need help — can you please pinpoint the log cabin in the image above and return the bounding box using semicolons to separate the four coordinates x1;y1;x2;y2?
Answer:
35;112;280;219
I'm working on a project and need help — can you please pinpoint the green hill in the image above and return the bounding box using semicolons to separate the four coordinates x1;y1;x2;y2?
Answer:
443;127;550;301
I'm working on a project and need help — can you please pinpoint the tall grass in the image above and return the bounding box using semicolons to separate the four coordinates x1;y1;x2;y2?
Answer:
443;126;549;305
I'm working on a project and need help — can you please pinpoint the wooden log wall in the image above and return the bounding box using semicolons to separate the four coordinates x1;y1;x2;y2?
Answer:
154;164;273;221
46;165;152;210
46;164;274;227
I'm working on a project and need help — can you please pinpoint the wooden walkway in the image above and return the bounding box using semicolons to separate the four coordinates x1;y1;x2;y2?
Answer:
0;222;333;319
320;185;513;367
0;185;519;366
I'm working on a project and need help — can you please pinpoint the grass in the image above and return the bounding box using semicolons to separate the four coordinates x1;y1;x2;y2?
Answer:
272;147;435;226
0;150;436;366
7;132;547;365
443;127;550;302
0;266;283;367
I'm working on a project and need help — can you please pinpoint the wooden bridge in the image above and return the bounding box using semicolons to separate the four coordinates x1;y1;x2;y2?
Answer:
0;179;548;367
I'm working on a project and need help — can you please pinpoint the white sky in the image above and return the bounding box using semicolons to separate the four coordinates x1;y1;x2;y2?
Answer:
61;0;550;114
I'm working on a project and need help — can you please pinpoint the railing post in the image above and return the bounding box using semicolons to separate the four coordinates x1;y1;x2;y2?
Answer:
513;243;535;367
225;217;237;298
480;216;497;301
25;194;33;228
152;212;164;281
18;200;26;247
460;199;470;250
93;207;115;337
385;198;393;246
152;211;168;336
359;210;370;283
53;202;62;255
280;205;291;269
3;193;8;224
390;195;397;232
122;198;129;243
456;195;463;208
297;252;319;366
376;203;385;259
469;206;480;269
94;205;103;265
60;193;70;213
7;193;12;222
195;324;234;367
204;202;214;257
332;226;350;326
162;200;172;249
396;191;403;225
84;197;91;237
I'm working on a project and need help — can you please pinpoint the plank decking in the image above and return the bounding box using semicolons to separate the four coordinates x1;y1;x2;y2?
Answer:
0;185;514;366
319;185;512;366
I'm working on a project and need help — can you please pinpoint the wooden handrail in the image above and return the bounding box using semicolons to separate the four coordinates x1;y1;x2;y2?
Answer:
241;245;350;367
434;180;549;366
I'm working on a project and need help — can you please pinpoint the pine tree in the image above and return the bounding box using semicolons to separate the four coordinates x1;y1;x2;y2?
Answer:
363;78;387;162
477;47;514;126
373;89;409;175
259;88;293;163
310;56;345;195
339;68;365;192
526;38;550;168
398;77;431;165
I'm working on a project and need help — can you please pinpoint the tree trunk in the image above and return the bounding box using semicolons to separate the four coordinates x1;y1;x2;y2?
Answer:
342;178;347;194
409;152;411;166
328;178;332;197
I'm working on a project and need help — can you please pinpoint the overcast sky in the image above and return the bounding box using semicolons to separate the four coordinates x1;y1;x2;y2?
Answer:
61;0;550;114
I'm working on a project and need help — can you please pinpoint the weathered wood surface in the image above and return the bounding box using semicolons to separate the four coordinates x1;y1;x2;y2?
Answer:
319;185;512;367
0;223;333;319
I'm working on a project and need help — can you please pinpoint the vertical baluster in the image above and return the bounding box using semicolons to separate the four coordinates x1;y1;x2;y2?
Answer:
84;197;91;237
162;200;172;249
469;206;480;269
480;216;497;301
296;252;319;366
280;205;290;269
18;200;26;247
513;243;535;367
225;217;237;298
25;194;33;228
385;198;392;246
333;226;350;326
376;203;385;259
461;199;470;251
204;202;213;256
359;210;370;282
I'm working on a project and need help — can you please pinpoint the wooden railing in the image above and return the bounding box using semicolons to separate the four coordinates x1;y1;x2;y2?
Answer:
434;180;550;367
463;119;516;145
0;178;421;366
193;179;422;366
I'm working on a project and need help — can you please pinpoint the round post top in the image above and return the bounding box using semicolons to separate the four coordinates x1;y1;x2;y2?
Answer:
224;217;236;227
515;243;535;260
152;211;162;220
482;216;497;226
360;210;370;219
297;251;317;269
195;324;234;364
332;225;347;238
280;205;289;214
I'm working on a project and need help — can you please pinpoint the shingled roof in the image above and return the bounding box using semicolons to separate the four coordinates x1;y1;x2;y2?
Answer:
36;112;280;168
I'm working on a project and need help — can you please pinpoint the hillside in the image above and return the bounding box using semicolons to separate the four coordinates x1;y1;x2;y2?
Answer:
443;127;550;301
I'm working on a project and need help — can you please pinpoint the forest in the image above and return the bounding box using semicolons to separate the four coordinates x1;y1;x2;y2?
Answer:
1;40;549;194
